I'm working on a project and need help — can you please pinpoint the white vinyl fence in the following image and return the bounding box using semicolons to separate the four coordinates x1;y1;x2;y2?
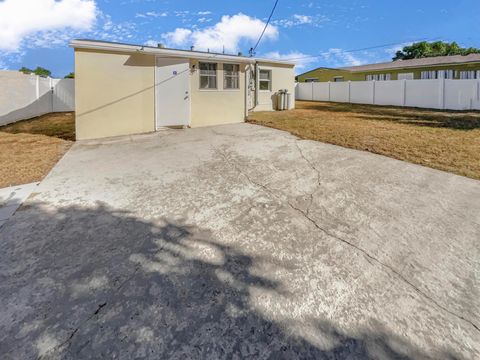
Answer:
296;79;480;111
0;74;75;126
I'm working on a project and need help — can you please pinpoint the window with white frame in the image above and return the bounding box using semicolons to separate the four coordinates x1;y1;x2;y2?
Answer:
333;76;344;82
421;70;454;80
259;70;271;91
224;64;240;89
366;73;391;81
199;62;217;89
438;70;454;79
459;70;479;79
305;78;319;82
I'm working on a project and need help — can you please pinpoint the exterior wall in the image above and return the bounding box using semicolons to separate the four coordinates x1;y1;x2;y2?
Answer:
189;60;247;127
255;63;296;111
297;63;480;82
75;48;296;139
297;69;361;82
75;49;155;140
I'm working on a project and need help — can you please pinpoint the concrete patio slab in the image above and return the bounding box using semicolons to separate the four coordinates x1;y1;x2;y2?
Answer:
0;182;38;228
0;124;479;359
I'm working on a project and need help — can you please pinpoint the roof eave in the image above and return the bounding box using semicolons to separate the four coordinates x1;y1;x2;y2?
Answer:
69;40;294;66
69;40;257;63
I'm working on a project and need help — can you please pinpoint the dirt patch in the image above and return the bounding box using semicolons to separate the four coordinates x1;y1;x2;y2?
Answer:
0;112;74;187
248;101;480;180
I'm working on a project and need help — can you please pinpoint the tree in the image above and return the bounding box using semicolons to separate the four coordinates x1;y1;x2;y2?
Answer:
64;72;75;79
19;67;33;75
18;66;52;77
393;41;480;61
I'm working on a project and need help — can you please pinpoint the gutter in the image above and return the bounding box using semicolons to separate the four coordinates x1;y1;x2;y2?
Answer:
70;40;257;64
69;40;296;66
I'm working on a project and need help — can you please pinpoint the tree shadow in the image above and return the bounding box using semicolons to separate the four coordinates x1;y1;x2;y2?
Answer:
298;101;480;131
0;202;463;359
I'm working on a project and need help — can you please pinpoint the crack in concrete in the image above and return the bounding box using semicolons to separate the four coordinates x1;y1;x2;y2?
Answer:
38;302;107;360
213;146;480;333
39;267;142;359
295;140;322;216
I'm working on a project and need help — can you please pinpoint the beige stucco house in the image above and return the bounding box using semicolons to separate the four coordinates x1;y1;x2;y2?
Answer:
70;39;295;140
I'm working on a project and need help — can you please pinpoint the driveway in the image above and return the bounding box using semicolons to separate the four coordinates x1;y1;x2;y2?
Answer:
1;123;479;359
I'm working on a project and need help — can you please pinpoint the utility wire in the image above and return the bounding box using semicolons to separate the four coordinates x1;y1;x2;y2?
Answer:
251;0;279;55
281;37;442;62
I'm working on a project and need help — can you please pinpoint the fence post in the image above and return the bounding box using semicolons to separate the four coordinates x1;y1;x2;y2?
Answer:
348;81;351;103
328;81;331;102
49;77;54;112
440;78;446;109
372;80;376;104
311;81;314;101
402;79;407;106
35;75;40;100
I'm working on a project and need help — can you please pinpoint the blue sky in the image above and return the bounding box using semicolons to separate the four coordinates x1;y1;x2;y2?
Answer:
1;0;479;77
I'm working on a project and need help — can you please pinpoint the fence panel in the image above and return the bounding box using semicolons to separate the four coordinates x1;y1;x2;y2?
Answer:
350;81;374;104
405;80;442;109
312;82;329;101
330;82;349;103
53;79;75;112
0;74;75;126
444;79;477;110
374;80;404;106
296;79;480;111
296;82;312;100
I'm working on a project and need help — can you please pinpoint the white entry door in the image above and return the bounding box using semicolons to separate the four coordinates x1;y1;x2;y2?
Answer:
155;57;190;128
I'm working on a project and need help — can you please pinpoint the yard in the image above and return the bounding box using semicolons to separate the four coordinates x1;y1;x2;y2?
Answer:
248;101;480;180
0;112;74;188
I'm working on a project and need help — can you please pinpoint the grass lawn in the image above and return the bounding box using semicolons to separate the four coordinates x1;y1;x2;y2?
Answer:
248;101;480;180
0;112;75;187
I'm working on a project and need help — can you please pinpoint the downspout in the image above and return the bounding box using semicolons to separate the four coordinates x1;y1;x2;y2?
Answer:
247;62;259;112
255;62;259;109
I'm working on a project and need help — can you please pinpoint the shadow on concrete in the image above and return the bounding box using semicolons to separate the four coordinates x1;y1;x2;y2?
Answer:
0;202;462;359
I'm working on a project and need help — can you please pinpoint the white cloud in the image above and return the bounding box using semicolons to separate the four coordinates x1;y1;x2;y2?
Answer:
144;40;159;47
320;48;365;67
273;14;328;28
262;51;317;73
161;28;193;46
384;42;412;58
136;11;168;18
0;0;97;52
293;14;312;24
197;11;212;15
161;13;278;53
197;17;212;23
90;13;137;42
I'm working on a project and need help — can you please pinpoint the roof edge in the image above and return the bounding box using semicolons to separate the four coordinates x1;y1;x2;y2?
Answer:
69;39;295;66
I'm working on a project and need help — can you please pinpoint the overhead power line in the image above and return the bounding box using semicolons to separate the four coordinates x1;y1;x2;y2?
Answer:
251;0;279;56
281;37;442;62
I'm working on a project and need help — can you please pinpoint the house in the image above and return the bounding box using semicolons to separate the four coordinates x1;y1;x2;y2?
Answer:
297;54;480;83
69;39;295;140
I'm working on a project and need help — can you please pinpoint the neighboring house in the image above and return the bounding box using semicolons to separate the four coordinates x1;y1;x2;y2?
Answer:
297;54;480;82
70;39;295;140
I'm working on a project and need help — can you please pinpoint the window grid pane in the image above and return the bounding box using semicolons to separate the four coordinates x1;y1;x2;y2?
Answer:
199;62;217;89
224;64;240;89
259;70;271;90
